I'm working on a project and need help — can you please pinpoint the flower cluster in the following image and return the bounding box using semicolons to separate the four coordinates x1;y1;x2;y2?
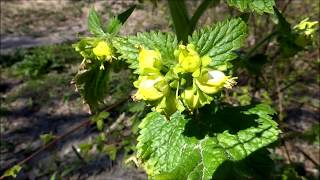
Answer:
133;44;237;116
293;18;318;47
73;39;115;70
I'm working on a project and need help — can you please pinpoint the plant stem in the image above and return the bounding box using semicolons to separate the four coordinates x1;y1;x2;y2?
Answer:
189;0;219;34
247;31;278;58
296;146;320;167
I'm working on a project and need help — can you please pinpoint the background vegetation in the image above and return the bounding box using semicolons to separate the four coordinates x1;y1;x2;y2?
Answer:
0;0;319;179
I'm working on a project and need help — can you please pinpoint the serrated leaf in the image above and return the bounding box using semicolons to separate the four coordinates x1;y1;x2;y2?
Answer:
88;7;105;36
106;17;121;34
74;63;110;111
113;32;178;73
189;18;247;67
137;104;280;179
212;148;274;179
105;5;136;35
227;0;275;14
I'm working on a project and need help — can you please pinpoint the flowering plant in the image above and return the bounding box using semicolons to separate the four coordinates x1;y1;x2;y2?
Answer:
72;1;288;179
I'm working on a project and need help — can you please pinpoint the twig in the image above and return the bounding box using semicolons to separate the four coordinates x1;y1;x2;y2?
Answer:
247;31;277;58
105;113;126;134
271;77;303;98
282;138;293;164
72;145;87;165
274;67;284;121
296;146;320;167
0;97;130;179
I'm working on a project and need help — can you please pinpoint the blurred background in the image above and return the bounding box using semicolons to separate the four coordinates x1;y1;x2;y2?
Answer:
0;0;319;179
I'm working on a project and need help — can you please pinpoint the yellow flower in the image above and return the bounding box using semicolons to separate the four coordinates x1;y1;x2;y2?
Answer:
174;44;211;77
93;41;114;60
293;18;318;47
294;18;318;36
133;74;169;101
138;48;162;74
175;44;201;73
196;70;237;94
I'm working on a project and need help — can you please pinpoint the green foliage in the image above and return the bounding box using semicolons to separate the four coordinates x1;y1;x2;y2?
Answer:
73;6;137;111
227;0;275;14
40;133;56;144
137;104;280;179
115;18;247;74
303;124;320;145
104;144;117;160
14;48;58;78
113;32;178;73
168;0;218;42
91;111;110;131
105;5;136;35
117;5;136;25
89;5;136;36
74;63;110;111
273;8;301;57
8;44;80;79
3;165;22;178
167;0;190;43
189;18;247;68
88;7;105;36
281;167;303;180
71;2;286;179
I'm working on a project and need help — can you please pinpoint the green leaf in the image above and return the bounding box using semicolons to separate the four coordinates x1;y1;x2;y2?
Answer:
3;165;22;178
117;5;136;24
273;7;291;34
40;133;56;144
74;63;110;111
167;0;190;43
273;7;301;57
104;144;117;160
212;148;275;179
96;119;104;131
113;32;178;73
50;172;57;180
79;143;93;155
105;5;136;35
137;104;280;179
189;18;247;67
88;7;105;36
227;0;275;14
106;17;121;35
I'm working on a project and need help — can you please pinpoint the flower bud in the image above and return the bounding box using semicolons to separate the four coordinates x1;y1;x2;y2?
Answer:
133;74;169;101
138;48;162;74
93;41;114;61
155;91;181;117
176;44;201;73
181;87;200;110
196;70;237;94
